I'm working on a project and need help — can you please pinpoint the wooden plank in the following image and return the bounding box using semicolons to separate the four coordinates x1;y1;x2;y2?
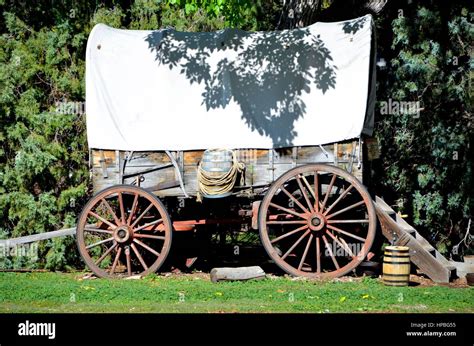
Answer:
91;150;116;167
183;150;204;166
273;163;296;181
99;150;108;179
395;214;416;233
147;180;180;192
127;152;171;166
92;150;172;168
274;148;294;164
0;228;76;247
91;144;365;195
155;187;188;197
375;196;396;219
92;169;177;194
297;145;334;163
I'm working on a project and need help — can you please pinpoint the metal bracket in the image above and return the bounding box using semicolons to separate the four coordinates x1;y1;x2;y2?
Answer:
99;150;108;179
165;150;189;198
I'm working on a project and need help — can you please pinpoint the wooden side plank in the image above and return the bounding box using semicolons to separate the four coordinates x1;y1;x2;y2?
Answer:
90;140;364;195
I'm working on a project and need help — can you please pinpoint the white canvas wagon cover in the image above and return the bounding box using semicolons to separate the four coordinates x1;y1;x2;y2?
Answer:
86;15;375;151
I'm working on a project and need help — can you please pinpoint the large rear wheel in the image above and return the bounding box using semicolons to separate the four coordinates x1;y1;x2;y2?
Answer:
259;164;376;279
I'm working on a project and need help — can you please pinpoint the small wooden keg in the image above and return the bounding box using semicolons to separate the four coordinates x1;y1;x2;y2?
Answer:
201;149;233;175
383;246;410;286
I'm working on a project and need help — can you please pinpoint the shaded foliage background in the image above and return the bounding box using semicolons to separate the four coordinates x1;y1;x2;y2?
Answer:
0;0;472;269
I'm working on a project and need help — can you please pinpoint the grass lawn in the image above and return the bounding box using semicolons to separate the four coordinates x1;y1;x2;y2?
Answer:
0;272;472;313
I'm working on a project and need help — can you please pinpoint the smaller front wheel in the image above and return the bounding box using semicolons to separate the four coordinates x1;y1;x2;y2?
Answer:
76;185;172;278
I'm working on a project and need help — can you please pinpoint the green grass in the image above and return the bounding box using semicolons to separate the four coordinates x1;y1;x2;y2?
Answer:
0;272;472;313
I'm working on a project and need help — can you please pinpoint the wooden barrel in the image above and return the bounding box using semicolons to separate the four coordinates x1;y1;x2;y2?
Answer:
199;149;234;198
201;149;233;175
383;246;410;286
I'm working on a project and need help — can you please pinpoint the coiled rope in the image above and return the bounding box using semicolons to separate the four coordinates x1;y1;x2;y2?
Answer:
197;149;245;202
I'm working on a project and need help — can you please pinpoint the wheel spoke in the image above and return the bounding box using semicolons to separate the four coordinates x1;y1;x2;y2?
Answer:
323;184;354;216
281;229;310;260
326;230;355;258
133;238;160;256
320;173;337;211
326;224;366;242
298;234;313;271
301;175;316;201
101;198;121;225
118;192;126;224
84;227;113;234
134;233;166;240
130;243;148;270
280;186;309;214
110;246;122;275
125;246;132;276
327;219;369;224
271;225;308;244
86;237;114;250
322;234;340;269
267;220;307;225
340;236;357;258
127;193;139;225
269;202;306;219
326;200;365;220
314;172;320;212
95;242;118;265
316;237;321;274
88;211;117;230
134;218;163;232
296;175;314;212
130;203;154;228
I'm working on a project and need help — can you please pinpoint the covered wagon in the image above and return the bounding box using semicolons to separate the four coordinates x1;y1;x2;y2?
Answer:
78;14;377;278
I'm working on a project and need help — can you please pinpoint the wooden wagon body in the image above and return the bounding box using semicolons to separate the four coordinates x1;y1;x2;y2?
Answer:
90;141;363;197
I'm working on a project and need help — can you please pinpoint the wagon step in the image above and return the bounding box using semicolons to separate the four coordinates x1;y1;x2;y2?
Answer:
374;196;460;283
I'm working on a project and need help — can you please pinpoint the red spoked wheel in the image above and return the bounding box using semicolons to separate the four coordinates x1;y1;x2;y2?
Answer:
76;185;172;278
258;164;376;279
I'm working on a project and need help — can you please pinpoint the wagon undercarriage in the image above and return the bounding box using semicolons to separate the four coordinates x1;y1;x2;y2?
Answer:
77;141;376;279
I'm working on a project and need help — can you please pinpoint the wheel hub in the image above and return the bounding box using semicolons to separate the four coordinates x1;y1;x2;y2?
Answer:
113;225;132;243
308;212;325;231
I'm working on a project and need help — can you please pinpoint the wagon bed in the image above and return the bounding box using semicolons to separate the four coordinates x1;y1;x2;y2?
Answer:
90;140;363;197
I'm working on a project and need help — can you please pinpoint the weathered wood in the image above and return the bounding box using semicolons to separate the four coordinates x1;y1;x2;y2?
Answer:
449;260;474;279
0;228;76;247
90;140;363;196
210;266;266;282
374;197;454;283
